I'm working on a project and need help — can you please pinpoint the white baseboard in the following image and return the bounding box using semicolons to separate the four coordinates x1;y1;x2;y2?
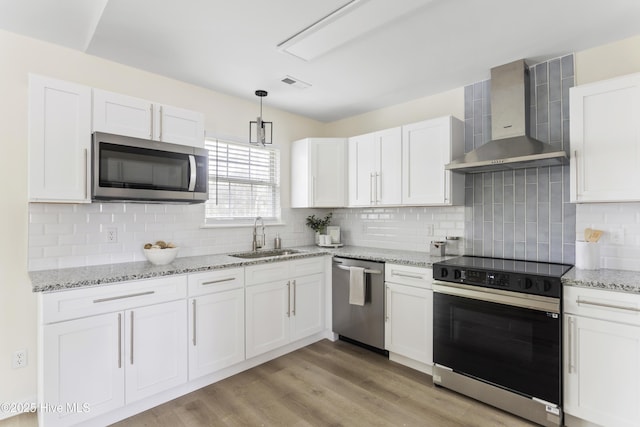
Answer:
388;352;433;375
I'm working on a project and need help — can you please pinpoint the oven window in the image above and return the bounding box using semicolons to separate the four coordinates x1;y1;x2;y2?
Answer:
99;143;190;191
434;292;560;404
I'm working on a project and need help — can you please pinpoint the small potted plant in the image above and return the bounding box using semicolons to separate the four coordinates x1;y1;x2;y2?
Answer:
306;213;332;244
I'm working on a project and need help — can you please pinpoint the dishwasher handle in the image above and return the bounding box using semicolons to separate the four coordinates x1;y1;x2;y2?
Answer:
336;264;382;275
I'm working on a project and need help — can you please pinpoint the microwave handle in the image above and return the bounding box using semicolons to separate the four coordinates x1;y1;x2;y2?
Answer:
188;155;197;191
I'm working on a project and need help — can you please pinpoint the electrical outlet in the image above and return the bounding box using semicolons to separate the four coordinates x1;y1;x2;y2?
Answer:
610;228;624;245
12;349;27;369
106;228;118;243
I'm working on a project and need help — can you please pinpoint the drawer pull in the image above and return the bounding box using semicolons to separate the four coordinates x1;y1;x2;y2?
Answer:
93;291;155;304
202;277;236;286
577;298;640;313
392;271;424;280
117;313;122;369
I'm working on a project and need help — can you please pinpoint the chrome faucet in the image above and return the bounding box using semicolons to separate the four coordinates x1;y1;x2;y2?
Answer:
252;216;265;251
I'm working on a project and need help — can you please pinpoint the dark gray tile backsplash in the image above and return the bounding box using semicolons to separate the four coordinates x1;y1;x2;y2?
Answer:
464;54;575;264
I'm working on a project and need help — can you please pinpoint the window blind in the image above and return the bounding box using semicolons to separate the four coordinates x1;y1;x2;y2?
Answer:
204;138;280;222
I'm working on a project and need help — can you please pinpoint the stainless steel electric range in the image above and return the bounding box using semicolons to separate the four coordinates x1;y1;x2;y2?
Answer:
432;256;573;427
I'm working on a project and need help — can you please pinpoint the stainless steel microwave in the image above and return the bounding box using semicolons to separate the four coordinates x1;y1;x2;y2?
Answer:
92;132;208;203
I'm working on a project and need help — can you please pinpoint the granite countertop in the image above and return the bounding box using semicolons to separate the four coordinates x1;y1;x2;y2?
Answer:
30;245;450;293
562;267;640;294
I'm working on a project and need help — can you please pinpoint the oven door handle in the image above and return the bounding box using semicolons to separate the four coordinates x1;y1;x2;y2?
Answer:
432;282;559;313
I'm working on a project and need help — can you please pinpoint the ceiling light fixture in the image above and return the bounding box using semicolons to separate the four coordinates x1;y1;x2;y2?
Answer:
249;90;272;146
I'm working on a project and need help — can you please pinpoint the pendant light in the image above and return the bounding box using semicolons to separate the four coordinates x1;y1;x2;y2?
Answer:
249;90;273;145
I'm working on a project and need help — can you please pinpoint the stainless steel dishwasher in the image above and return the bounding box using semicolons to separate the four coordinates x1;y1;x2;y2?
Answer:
332;257;386;352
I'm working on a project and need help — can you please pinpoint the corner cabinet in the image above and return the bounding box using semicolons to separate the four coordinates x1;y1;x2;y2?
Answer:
570;73;640;202
291;138;347;208
93;89;205;147
384;264;433;374
564;286;640;427
245;257;325;358
28;74;92;203
401;116;464;206
348;127;402;206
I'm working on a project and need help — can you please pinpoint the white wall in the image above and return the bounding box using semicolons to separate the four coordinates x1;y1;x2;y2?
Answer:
0;28;325;414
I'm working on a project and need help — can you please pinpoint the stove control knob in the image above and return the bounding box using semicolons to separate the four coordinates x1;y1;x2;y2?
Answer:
440;268;448;278
523;278;533;289
454;269;462;280
534;279;552;292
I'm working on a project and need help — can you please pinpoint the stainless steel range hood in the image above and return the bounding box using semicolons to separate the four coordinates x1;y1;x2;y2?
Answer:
446;59;568;173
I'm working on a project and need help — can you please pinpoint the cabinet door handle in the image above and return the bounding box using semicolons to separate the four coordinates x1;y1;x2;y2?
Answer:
84;148;89;200
443;171;448;203
376;172;381;204
292;280;296;316
202;277;236;286
577;298;640;313
117;313;122;369
573;150;579;200
385;286;390;322
567;316;576;374
130;311;134;365
192;299;197;346
159;105;163;141
93;291;155;304
150;105;154;139
286;281;291;317
370;173;375;204
392;271;424;280
312;176;316;206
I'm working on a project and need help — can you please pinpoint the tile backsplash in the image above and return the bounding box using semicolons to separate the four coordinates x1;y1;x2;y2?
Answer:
463;54;576;264
28;203;318;271
331;206;465;254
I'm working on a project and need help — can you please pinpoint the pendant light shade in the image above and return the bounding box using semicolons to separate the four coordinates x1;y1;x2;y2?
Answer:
249;90;273;145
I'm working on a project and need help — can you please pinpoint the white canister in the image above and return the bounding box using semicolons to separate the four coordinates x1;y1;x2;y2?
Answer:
575;241;600;270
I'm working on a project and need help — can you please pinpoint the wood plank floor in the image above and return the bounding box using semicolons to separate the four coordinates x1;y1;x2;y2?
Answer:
1;339;537;427
114;339;535;427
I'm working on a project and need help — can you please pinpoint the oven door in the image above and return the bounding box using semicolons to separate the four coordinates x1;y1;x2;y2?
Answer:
433;282;561;405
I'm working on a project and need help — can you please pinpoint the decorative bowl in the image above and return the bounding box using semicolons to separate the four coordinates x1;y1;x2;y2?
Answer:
143;247;179;265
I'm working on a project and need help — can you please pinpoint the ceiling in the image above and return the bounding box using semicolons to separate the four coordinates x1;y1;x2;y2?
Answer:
1;0;640;122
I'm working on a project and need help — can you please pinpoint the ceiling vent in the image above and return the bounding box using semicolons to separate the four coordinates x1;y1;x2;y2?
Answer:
281;75;312;89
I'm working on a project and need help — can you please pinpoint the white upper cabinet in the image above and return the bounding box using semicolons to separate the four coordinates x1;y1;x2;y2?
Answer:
570;73;640;202
28;74;92;203
291;138;347;208
348;127;402;206
93;89;205;147
401;116;464;206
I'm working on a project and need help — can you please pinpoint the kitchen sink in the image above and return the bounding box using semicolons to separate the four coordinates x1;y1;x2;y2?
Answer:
229;249;301;259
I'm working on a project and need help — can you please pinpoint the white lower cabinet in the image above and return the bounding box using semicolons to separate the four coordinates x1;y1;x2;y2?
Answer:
245;258;325;358
42;312;125;426
39;277;188;427
124;300;188;403
564;286;640;427
188;268;245;380
384;264;433;373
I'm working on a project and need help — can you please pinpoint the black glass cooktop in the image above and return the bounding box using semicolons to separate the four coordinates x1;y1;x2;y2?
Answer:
435;256;573;278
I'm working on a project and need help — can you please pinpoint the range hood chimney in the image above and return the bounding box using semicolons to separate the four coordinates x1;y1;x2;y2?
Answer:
446;59;568;173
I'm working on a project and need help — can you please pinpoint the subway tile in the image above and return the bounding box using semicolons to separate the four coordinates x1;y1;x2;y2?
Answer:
538;243;550;262
473;99;483;135
515;242;526;259
536;83;549;124
549;58;561;102
561;54;574;79
535;62;548;85
473;81;483;100
562;78;573;120
465;85;474;118
536;123;549;143
549;101;562;142
537;167;550;203
465;119;474;152
526;183;538;220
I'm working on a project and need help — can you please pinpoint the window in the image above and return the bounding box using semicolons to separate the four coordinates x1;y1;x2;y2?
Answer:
204;138;280;224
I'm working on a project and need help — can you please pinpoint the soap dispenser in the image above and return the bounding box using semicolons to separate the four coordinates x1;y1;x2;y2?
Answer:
274;233;282;249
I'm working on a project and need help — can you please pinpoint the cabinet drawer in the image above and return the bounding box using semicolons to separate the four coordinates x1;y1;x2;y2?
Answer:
41;275;187;324
385;264;432;289
188;268;244;296
564;286;640;326
290;256;325;277
245;262;290;286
